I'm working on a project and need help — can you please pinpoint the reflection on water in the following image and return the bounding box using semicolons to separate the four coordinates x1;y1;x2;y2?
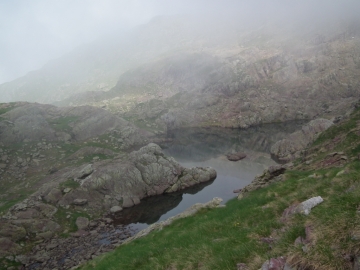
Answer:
114;122;304;227
161;122;305;162
113;180;214;229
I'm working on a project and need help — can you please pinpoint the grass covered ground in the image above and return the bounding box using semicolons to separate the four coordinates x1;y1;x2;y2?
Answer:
80;108;360;269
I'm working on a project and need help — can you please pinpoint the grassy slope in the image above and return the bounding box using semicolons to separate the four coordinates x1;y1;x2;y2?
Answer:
80;107;360;270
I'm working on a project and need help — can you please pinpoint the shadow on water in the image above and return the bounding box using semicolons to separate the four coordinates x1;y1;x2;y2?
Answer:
113;179;215;226
161;122;306;162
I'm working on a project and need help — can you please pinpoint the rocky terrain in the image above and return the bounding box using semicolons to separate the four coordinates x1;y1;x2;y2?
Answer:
1;17;360;133
0;102;218;269
45;19;360;133
0;13;359;270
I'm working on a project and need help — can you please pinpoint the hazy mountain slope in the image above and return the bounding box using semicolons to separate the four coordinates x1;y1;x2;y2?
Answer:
0;16;243;104
1;15;360;131
57;19;360;131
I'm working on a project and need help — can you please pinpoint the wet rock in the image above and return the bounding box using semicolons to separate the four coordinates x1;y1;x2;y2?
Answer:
226;152;246;161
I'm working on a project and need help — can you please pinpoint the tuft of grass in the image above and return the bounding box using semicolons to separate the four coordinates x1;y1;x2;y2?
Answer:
59;178;80;190
82;153;111;163
0;102;17;115
54;207;90;234
314;107;360;146
0;258;22;270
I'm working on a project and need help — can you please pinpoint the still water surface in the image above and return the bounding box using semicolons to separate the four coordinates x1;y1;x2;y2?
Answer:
114;123;304;229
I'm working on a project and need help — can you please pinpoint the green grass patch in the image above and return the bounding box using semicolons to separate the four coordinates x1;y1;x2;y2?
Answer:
58;142;82;155
314;108;360;146
59;178;80;190
54;207;90;234
49;116;78;132
0;102;17;115
0;258;22;270
80;159;360;270
82;153;111;163
0;189;34;214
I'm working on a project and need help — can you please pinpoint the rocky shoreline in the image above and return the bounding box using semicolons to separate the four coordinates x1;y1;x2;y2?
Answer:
9;197;224;270
10;218;139;270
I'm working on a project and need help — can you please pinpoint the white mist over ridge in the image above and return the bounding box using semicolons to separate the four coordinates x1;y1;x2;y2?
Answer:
1;0;360;86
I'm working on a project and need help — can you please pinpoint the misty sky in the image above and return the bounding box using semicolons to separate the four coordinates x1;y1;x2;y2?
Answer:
1;0;359;85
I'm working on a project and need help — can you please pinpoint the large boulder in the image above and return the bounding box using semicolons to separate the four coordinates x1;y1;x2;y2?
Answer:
57;143;217;210
270;118;333;163
0;103;149;149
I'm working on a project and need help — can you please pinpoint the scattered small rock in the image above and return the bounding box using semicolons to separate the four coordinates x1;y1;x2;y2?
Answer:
63;187;72;193
110;206;123;214
73;199;88;206
237;263;249;270
281;196;324;221
261;256;289;270
226;152;246;161
298;196;324;215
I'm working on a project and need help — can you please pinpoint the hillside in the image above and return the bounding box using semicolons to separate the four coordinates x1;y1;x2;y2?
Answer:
0;16;242;104
0;11;360;270
77;102;360;270
55;18;360;131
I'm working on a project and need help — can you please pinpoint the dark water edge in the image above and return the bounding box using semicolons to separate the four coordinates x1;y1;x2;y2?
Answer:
113;121;305;229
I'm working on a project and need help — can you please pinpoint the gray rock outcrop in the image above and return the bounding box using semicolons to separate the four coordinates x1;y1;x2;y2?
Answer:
0;103;149;149
270;118;333;163
55;143;216;210
0;143;216;254
237;165;286;199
